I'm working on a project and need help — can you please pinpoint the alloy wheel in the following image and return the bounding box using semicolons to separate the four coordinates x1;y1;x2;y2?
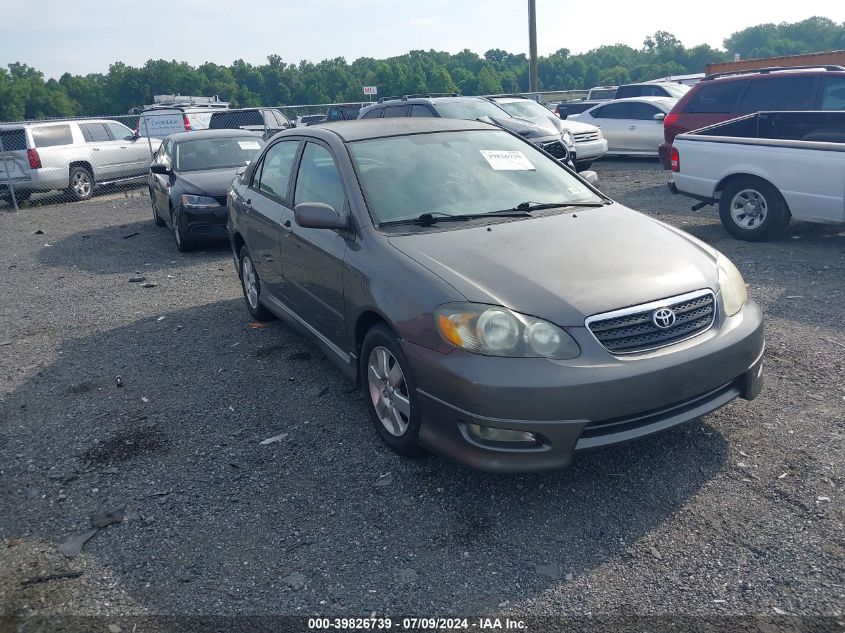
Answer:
729;189;768;229
242;255;259;310
367;346;411;437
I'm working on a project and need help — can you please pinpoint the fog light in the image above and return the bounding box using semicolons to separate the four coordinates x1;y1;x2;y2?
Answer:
467;423;536;443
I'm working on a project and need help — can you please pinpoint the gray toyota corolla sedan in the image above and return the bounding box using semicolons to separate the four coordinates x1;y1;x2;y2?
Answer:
227;118;764;473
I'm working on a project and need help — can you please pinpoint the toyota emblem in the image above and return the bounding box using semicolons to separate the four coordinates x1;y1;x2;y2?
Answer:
652;308;676;329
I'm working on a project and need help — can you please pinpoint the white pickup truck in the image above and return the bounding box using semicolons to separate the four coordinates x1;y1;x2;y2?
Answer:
669;111;845;241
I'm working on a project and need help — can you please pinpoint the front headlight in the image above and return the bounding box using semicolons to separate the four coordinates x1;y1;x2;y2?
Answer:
562;130;575;147
717;255;748;316
434;303;580;359
181;194;220;209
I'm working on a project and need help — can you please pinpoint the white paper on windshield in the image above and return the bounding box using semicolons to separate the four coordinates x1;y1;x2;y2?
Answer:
479;150;535;171
238;141;261;150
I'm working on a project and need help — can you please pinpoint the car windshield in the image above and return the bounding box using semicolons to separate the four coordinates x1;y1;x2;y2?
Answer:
590;89;617;100
435;100;510;120
174;136;263;172
663;83;691;98
497;99;552;120
348;129;602;225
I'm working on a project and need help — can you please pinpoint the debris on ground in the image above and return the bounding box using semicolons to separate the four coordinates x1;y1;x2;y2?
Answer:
122;232;139;239
649;546;662;560
128;276;146;283
116;375;123;388
259;433;288;446
90;505;126;528
58;529;98;558
20;570;83;587
282;572;307;590
374;472;393;487
249;322;269;329
141;282;157;288
535;563;560;580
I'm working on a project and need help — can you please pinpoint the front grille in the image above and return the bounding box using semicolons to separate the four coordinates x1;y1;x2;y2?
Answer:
213;195;228;206
579;377;740;440
541;140;569;160
573;131;599;143
586;290;716;355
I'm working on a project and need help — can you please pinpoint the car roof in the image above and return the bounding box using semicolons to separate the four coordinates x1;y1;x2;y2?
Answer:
299;118;498;142
167;129;263;142
702;68;845;82
601;96;677;105
0;118;121;128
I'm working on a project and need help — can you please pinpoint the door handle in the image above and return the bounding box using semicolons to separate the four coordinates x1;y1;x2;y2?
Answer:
92;148;100;151
281;219;293;233
244;198;252;213
628;126;636;130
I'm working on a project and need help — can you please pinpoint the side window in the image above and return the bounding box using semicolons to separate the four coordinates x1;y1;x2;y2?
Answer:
411;105;435;117
31;125;74;148
382;105;410;117
79;123;111;143
820;77;845;110
156;138;171;162
104;121;135;141
628;103;662;120
591;103;629;119
257;140;299;201
294;142;346;213
736;76;817;113
684;80;748;114
360;108;382;119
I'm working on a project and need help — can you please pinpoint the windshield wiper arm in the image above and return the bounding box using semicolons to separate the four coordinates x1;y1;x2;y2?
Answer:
380;210;531;227
514;200;607;211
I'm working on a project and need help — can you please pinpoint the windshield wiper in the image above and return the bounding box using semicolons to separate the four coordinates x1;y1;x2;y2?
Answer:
380;210;531;227
513;200;608;211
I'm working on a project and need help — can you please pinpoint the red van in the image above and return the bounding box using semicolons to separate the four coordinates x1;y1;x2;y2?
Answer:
658;66;845;169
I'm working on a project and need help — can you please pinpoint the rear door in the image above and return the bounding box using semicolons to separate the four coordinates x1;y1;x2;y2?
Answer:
678;80;749;134
79;122;117;178
281;141;350;344
243;138;301;298
735;75;819;114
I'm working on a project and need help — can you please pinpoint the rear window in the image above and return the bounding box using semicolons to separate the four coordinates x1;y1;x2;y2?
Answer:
736;76;817;113
820;76;845;110
32;125;74;148
360;108;381;119
210;111;264;128
684;80;748;114
0;129;27;151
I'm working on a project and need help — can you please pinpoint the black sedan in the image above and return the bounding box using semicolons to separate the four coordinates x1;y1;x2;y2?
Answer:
149;129;265;251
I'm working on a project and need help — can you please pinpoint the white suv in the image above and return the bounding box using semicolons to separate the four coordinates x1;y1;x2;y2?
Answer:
0;119;158;202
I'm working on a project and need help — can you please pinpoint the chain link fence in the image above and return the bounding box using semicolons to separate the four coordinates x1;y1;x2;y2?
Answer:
1;93;581;209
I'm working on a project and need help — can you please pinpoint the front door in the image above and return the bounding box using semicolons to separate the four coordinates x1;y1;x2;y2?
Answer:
282;141;350;346
243;138;301;298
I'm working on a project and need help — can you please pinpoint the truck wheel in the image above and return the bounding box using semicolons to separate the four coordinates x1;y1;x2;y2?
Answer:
67;166;94;201
719;177;790;242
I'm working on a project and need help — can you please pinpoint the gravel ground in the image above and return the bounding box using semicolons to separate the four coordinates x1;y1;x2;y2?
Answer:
0;159;843;629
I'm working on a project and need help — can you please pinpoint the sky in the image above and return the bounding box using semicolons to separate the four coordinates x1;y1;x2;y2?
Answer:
1;0;844;79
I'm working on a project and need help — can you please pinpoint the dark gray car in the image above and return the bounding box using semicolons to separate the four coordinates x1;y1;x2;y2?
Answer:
226;118;764;473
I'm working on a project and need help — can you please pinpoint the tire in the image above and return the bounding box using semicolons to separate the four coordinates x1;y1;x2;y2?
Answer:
575;161;592;171
719;176;791;242
171;208;193;252
238;246;274;321
360;324;425;457
150;188;165;226
67;165;94;201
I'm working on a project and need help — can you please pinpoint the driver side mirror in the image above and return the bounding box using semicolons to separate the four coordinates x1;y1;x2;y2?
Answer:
150;163;171;176
294;202;347;230
581;171;599;187
653;112;666;121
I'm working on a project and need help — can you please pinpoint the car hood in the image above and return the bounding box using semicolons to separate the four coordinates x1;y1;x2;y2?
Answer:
485;115;560;140
387;204;719;326
176;167;242;197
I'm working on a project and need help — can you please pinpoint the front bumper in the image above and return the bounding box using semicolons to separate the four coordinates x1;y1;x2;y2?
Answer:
573;138;608;162
180;205;228;240
403;300;764;473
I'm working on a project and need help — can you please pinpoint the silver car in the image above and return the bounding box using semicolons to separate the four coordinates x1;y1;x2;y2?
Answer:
570;96;678;157
0;119;158;202
227;118;764;473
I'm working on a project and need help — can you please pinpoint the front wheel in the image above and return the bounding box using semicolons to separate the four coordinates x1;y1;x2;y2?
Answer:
67;166;94;202
719;177;791;242
360;324;425;457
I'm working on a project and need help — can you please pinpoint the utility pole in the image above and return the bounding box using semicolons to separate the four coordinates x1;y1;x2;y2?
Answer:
528;0;538;93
